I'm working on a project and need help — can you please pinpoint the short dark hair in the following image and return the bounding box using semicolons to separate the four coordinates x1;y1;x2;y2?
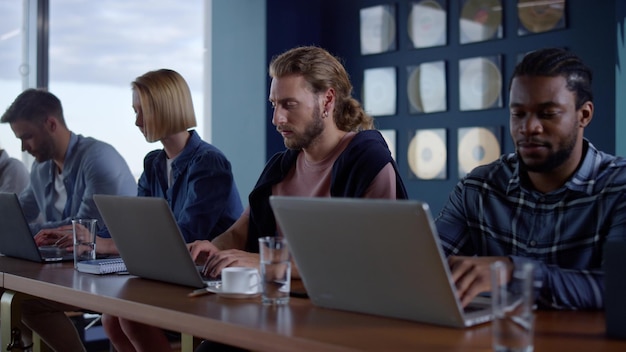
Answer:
1;88;66;126
512;48;593;109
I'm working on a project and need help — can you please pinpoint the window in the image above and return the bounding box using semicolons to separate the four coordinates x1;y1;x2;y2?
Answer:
1;0;205;178
0;1;25;160
49;0;204;178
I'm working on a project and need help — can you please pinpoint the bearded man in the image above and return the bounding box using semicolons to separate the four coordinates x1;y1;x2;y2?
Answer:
435;47;626;310
186;46;407;279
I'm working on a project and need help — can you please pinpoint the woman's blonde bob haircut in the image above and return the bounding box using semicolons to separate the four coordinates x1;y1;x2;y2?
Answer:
132;69;197;142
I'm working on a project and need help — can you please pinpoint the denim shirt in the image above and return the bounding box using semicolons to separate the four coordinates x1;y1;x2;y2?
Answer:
137;130;243;242
19;132;137;235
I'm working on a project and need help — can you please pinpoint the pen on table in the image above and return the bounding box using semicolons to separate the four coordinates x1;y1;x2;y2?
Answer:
188;287;211;297
290;290;309;299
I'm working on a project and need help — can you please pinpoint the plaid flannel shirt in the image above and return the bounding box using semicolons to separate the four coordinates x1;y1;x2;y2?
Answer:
435;140;626;309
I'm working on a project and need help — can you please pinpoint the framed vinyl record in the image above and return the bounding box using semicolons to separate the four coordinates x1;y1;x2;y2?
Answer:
459;0;503;44
363;67;397;116
407;60;447;114
407;0;447;49
458;56;502;111
517;0;566;35
360;4;397;55
457;126;501;177
408;129;447;180
379;129;397;161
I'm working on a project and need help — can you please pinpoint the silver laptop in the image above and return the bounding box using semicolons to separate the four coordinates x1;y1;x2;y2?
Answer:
93;194;219;289
269;196;493;328
0;192;74;262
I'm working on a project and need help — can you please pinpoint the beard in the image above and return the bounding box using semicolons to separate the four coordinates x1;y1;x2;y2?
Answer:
282;105;325;150
517;130;577;173
31;134;56;162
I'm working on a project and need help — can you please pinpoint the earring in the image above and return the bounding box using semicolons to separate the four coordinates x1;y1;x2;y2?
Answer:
323;111;328;118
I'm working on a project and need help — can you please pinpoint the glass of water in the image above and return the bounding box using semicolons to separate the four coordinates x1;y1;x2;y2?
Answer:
258;236;291;305
72;218;97;269
491;261;535;352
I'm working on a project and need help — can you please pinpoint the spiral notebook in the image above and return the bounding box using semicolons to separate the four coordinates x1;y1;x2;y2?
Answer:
76;258;127;275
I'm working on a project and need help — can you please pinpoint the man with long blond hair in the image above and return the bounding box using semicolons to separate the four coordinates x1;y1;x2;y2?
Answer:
189;46;407;279
187;47;407;352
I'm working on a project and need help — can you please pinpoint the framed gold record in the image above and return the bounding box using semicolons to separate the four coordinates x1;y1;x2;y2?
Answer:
457;127;501;177
459;0;502;44
408;0;447;49
408;129;447;180
407;61;447;114
360;4;397;55
459;56;502;111
517;0;566;35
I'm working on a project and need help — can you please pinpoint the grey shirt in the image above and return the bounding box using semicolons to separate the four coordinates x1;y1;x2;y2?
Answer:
0;149;29;194
19;132;137;234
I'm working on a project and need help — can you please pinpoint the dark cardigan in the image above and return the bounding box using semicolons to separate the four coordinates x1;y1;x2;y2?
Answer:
245;130;408;252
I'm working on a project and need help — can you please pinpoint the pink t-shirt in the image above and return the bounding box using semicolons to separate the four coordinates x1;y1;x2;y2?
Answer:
272;132;397;198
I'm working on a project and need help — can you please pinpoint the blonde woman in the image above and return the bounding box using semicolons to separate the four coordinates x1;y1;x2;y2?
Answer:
102;69;243;352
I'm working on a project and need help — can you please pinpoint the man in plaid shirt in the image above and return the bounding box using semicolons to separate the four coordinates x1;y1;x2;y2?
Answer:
436;47;626;310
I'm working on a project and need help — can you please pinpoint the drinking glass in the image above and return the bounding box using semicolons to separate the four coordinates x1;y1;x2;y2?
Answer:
491;261;535;352
72;219;97;269
258;236;291;305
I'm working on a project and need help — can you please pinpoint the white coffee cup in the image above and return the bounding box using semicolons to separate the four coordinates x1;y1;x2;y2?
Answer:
221;267;260;294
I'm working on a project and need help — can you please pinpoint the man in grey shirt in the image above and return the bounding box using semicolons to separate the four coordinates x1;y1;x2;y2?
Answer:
0;148;29;193
1;88;137;351
1;89;137;237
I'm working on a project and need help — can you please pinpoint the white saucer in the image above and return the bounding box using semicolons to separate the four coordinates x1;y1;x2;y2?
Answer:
206;285;261;299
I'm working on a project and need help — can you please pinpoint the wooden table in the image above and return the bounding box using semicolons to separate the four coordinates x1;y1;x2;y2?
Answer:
1;256;626;351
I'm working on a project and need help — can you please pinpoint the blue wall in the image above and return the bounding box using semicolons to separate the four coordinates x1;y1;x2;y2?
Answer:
266;0;621;215
212;0;266;202
265;0;322;160
617;1;626;157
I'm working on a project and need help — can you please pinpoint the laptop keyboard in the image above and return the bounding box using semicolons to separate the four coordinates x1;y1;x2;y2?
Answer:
204;279;221;287
464;304;488;313
197;265;221;286
464;294;492;314
38;245;72;261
